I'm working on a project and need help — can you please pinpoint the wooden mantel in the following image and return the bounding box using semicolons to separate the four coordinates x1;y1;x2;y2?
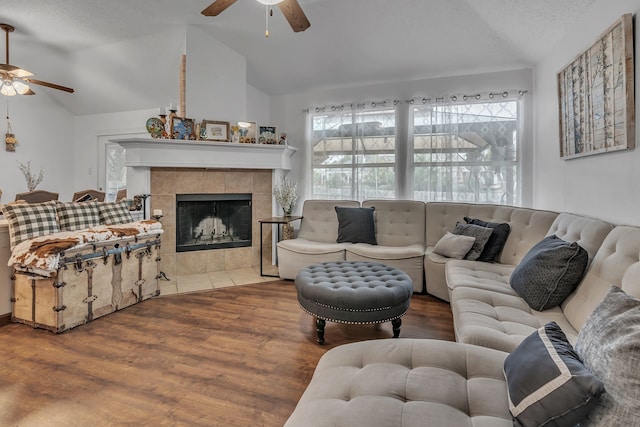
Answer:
111;138;298;171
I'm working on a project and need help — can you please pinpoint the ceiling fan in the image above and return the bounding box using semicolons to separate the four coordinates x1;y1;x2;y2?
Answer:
202;0;310;34
0;23;74;96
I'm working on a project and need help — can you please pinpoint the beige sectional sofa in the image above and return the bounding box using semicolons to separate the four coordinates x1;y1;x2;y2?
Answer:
284;200;640;426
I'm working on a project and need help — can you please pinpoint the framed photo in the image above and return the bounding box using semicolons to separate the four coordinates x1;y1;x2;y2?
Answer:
238;121;257;144
557;13;635;159
201;120;230;142
258;125;278;144
171;117;196;140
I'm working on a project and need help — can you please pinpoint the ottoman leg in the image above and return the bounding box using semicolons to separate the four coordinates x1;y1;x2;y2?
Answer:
316;318;326;344
392;318;402;338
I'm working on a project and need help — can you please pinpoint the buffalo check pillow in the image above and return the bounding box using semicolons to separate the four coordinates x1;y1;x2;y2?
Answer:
98;200;133;225
56;201;101;231
1;200;60;250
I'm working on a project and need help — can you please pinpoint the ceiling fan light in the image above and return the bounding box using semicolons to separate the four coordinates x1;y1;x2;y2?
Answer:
256;0;284;5
1;80;17;96
12;79;30;95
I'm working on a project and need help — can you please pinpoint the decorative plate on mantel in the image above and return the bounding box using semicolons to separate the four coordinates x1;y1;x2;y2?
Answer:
146;117;166;139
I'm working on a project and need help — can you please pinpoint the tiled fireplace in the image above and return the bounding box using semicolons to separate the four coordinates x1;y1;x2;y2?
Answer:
113;138;297;293
151;168;274;287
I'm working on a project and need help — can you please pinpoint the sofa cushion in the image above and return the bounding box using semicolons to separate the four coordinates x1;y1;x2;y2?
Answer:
335;206;376;244
450;285;579;352
432;232;475;259
575;286;640;426
510;235;588;311
346;243;425;260
464;216;511;262
56;201;101;231
284;339;512;427
504;322;604;427
1;200;60;250
452;222;493;261
446;259;517;296
98;200;133;225
277;238;353;255
362;200;425;246
298;200;360;243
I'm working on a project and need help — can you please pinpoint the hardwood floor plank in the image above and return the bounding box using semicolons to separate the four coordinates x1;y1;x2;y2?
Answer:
0;281;454;426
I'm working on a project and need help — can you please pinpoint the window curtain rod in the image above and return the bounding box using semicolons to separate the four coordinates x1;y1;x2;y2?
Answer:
303;90;528;113
406;89;528;105
303;99;401;114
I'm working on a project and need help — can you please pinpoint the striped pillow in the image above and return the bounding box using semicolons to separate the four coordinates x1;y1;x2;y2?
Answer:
56;201;101;231
504;322;604;426
98;200;133;225
1;201;60;249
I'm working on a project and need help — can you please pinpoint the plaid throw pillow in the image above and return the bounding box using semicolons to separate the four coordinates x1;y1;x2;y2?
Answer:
98;200;133;225
56;201;101;231
1;200;60;249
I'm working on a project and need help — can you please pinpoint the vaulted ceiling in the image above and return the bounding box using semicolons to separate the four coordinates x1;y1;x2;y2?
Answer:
1;0;597;114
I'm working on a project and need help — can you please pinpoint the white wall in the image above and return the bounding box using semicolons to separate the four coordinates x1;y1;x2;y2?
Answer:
0;93;74;202
271;69;534;212
533;0;640;225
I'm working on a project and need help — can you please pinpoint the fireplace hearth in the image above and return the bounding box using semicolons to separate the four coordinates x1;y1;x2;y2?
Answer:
176;193;252;252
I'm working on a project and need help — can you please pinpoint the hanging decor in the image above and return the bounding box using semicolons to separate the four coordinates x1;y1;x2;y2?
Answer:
5;100;15;151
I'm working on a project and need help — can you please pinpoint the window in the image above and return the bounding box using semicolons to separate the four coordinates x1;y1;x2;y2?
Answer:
308;95;522;205
311;106;396;201
412;100;519;205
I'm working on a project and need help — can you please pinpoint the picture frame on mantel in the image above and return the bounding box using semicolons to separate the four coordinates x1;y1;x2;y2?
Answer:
238;121;257;144
201;120;230;142
258;125;278;144
557;13;635;160
171;117;196;140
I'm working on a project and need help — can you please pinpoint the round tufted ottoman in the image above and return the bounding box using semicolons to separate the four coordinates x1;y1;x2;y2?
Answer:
295;261;414;344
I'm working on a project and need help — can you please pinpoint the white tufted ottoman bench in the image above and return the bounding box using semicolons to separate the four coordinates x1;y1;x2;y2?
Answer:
295;261;414;344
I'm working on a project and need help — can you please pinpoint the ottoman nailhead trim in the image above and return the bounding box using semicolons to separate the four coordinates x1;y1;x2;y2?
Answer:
298;304;407;325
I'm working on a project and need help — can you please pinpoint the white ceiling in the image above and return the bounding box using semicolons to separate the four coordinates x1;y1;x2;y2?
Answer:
1;0;597;114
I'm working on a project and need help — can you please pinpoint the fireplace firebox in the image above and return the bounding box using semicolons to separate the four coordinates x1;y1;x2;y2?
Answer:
176;193;252;252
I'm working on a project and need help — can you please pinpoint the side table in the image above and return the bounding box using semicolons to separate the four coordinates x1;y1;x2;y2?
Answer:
258;216;303;277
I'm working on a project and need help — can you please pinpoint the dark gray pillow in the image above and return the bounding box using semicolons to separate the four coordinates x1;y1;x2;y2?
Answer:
575;287;640;426
335;206;377;245
452;222;493;261
510;235;588;311
504;322;604;427
464;216;511;262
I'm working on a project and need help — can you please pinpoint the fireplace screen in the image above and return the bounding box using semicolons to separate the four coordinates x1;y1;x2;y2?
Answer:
176;193;252;252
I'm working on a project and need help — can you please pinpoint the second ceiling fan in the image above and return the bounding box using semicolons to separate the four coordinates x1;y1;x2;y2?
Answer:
202;0;310;34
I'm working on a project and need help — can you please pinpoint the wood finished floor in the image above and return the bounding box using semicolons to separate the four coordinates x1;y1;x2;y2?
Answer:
0;281;454;427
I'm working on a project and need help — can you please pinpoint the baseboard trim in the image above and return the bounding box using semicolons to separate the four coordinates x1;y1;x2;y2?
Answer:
0;313;11;327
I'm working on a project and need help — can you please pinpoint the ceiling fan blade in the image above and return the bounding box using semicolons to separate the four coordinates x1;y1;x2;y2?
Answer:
201;0;237;16
25;88;35;95
24;78;74;93
0;63;33;78
278;0;310;32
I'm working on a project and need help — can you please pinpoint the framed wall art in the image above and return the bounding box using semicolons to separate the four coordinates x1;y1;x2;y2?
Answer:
238;121;257;144
171;117;196;140
201;120;230;142
557;13;635;159
258;125;278;144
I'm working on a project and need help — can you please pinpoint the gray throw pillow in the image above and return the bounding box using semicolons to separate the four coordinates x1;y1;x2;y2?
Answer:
452;222;493;261
574;286;640;426
510;235;588;311
432;232;476;259
504;322;604;427
464;216;511;262
335;206;377;245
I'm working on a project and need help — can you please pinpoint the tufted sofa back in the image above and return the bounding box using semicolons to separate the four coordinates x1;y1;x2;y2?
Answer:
546;213;614;264
362;200;426;246
425;202;558;265
297;199;360;243
562;225;640;332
